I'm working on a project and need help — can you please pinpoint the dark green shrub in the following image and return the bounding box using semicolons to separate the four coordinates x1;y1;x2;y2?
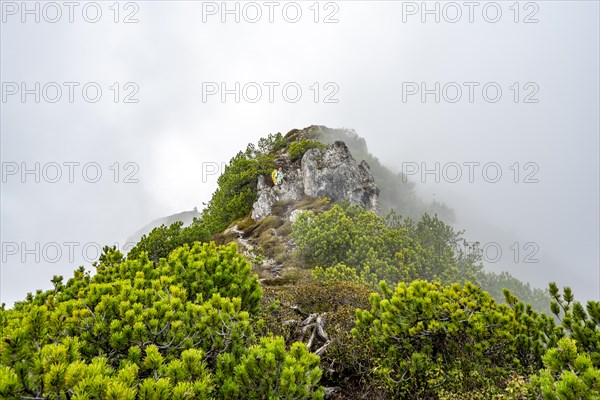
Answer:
217;336;324;400
161;242;262;314
127;220;211;264
288;138;326;162
528;337;600;398
353;280;548;398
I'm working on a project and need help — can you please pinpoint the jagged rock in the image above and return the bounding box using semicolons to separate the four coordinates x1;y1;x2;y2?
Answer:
289;210;303;223
251;141;379;221
302;141;379;210
251;159;306;221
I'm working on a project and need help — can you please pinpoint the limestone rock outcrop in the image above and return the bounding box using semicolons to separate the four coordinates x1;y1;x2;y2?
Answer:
251;141;379;221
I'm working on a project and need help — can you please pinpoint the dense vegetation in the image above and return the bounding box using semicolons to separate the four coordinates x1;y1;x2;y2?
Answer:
293;202;552;315
294;204;480;288
2;126;598;399
0;243;323;399
127;132;289;262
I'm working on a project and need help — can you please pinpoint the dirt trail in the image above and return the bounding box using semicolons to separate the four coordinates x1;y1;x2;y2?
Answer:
229;225;283;279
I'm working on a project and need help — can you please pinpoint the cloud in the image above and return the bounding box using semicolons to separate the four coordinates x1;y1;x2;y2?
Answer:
1;1;598;305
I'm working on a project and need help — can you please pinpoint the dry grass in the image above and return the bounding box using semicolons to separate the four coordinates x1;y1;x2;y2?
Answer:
284;128;303;141
271;199;296;216
212;230;238;245
279;267;312;285
252;215;283;238
257;229;286;259
277;220;293;237
294;196;331;212
236;215;256;231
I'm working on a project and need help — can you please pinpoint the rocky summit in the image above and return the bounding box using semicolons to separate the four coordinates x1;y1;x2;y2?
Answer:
251;140;380;221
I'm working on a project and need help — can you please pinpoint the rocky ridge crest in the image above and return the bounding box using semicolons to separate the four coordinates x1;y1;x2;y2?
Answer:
251;140;380;221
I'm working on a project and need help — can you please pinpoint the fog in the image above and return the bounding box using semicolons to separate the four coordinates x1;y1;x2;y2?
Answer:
1;1;598;307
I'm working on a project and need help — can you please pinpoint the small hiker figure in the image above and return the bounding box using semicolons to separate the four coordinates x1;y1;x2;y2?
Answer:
271;166;285;186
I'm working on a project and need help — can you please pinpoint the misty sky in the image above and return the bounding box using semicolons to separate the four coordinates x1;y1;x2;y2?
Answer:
1;1;598;307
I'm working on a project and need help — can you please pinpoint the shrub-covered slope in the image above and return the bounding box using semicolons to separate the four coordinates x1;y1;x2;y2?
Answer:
2;126;598;399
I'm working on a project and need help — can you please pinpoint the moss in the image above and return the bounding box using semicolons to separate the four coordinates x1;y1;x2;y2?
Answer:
284;128;303;141
294;196;331;212
240;221;260;236
271;199;295;217
252;215;283;239
236;216;256;231
260;269;312;287
277;220;293;237
212;230;238;245
284;252;309;270
288;138;327;162
259;279;371;335
286;281;371;314
273;268;311;286
288;246;316;270
273;248;288;264
256;275;376;397
257;230;286;260
258;280;372;374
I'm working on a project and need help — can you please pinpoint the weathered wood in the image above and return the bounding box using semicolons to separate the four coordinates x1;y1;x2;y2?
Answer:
316;315;328;341
301;313;317;325
286;307;332;356
315;340;333;356
290;305;308;317
307;326;317;350
323;386;341;399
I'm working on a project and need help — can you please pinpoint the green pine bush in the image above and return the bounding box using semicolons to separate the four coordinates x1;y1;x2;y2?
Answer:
217;336;324;400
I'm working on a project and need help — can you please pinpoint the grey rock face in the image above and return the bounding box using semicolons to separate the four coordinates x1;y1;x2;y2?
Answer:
289;209;303;223
251;141;379;221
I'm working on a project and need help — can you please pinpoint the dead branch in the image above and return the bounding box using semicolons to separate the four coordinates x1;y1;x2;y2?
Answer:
315;340;333;356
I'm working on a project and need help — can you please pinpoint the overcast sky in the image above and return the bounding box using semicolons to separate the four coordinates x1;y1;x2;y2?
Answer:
1;1;598;307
